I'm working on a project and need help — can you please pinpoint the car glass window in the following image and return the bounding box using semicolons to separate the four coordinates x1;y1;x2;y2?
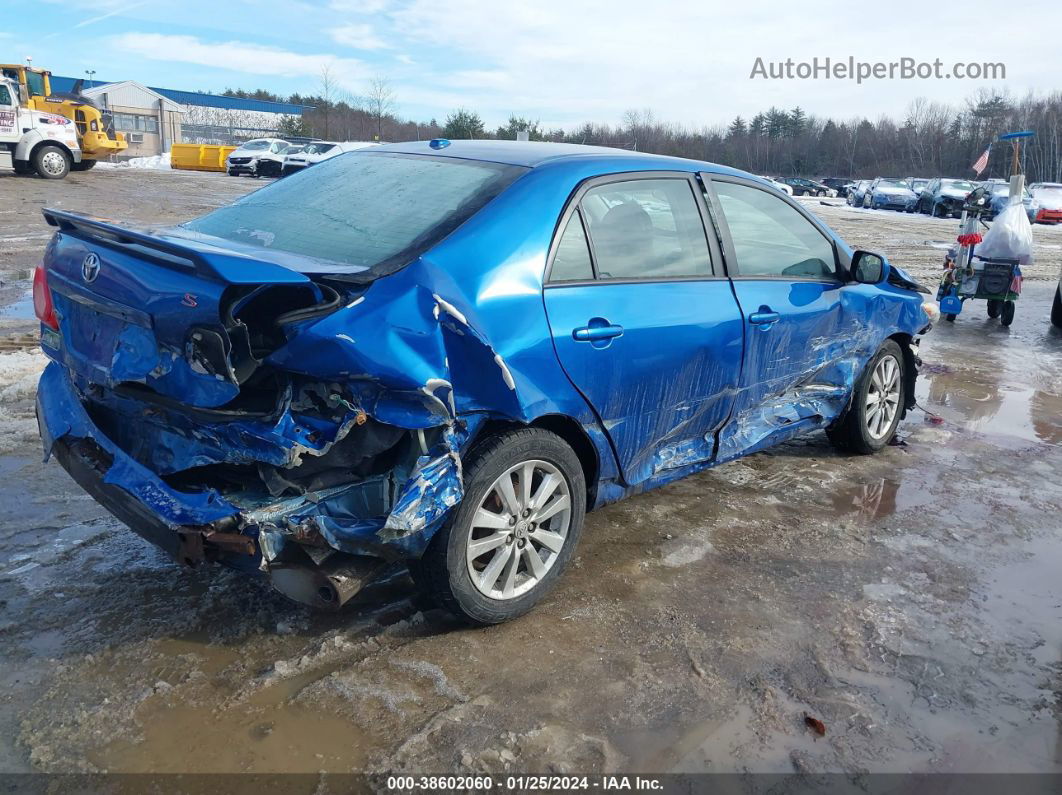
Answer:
241;140;270;151
0;84;11;105
549;211;594;282
713;181;836;279
580;178;711;280
184;152;526;275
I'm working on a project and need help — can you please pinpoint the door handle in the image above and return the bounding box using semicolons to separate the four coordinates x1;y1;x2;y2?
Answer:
573;324;624;342
748;309;780;327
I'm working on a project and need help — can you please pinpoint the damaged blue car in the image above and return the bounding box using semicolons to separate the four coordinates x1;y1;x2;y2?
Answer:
33;141;934;624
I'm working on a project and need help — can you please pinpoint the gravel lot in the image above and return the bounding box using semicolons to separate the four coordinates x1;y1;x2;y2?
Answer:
1;167;1060;777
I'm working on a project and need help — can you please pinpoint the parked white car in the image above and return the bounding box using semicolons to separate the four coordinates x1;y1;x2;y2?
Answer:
758;176;794;195
282;141;379;176
226;138;299;178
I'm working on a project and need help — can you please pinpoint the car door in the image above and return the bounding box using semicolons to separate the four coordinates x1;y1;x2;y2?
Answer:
0;82;18;146
543;173;745;487
701;174;852;461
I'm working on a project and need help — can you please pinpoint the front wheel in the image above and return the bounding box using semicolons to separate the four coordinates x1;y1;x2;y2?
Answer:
828;340;905;454
987;299;1002;318
33;145;70;179
1000;300;1015;327
412;428;586;624
1052;286;1062;329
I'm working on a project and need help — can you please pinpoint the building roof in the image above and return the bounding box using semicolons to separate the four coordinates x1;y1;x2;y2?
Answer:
51;76;311;115
81;80;184;113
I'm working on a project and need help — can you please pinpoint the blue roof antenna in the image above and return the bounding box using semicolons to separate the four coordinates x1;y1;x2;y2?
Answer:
429;138;451;150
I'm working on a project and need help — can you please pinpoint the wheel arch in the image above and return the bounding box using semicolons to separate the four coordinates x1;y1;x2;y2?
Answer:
887;331;918;416
465;414;600;510
27;138;76;166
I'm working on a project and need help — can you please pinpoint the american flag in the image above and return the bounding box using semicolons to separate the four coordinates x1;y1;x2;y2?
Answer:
971;146;991;176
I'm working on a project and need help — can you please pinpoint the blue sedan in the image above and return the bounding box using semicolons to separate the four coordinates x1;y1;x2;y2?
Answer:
33;141;933;623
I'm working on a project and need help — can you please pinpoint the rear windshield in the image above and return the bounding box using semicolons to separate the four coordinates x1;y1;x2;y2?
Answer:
183;152;526;276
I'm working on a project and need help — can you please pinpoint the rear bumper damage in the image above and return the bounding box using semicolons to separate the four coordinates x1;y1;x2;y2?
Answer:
36;361;465;609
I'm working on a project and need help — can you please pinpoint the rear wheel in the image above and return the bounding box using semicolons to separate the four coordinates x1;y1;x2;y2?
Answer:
987;299;1002;318
944;313;957;322
1052;286;1062;329
70;159;97;171
1000;300;1016;327
412;428;586;624
828;340;905;454
33;145;70;179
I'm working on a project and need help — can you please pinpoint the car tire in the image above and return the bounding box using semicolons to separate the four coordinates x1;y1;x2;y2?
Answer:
827;339;905;454
1052;286;1062;329
987;299;1002;318
1000;300;1015;327
411;427;586;625
32;145;71;179
227;169;238;176
944;313;957;322
70;159;97;171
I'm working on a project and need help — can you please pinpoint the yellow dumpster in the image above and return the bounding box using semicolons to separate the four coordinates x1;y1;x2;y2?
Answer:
170;143;237;173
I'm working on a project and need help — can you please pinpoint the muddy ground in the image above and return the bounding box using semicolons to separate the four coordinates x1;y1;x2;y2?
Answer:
0;168;1060;778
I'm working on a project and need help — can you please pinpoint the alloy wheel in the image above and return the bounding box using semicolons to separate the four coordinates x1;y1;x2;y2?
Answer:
466;459;572;600
866;354;901;440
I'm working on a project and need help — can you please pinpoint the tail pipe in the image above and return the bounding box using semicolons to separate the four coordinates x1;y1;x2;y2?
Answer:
268;554;390;611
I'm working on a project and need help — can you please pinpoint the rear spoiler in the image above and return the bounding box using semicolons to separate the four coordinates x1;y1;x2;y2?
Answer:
42;208;311;286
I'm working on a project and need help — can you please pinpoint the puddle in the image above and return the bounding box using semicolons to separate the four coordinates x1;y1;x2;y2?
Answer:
0;289;34;321
919;371;1062;445
89;692;371;773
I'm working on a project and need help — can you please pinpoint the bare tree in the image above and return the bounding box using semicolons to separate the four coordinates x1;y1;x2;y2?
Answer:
318;64;339;139
364;76;397;142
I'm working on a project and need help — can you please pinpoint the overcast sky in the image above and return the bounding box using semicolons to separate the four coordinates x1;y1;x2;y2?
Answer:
7;0;1061;129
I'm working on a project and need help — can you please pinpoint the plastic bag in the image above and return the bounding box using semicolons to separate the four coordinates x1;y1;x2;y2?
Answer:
976;202;1034;265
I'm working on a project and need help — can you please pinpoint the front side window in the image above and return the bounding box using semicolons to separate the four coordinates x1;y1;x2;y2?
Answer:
712;181;836;279
25;71;45;98
0;85;11;106
579;178;711;280
183;152;526;275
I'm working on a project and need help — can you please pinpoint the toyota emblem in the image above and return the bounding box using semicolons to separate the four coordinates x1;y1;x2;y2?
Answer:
81;252;101;283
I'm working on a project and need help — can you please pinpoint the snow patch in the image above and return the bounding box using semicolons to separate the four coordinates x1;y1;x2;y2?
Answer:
95;152;172;170
0;348;47;456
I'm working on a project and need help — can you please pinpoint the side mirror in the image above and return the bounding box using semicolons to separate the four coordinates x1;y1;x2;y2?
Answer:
851;250;890;284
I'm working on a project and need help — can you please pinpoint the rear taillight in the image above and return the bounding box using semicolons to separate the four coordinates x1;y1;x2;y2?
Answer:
33;265;59;331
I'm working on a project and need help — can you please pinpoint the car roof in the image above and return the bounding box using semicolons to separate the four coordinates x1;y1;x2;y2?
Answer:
370;139;749;178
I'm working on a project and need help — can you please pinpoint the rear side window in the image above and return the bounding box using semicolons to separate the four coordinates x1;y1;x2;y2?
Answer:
579;178;711;280
549;212;594;282
184;152;526;275
712;181;836;279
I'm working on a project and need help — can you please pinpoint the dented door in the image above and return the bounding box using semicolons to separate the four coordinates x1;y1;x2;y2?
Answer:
543;175;744;487
704;175;854;460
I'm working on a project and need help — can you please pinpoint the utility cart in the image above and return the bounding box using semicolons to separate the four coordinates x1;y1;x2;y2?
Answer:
937;172;1029;327
937;255;1021;326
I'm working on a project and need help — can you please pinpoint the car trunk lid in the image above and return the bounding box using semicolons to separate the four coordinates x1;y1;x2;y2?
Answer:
41;209;343;409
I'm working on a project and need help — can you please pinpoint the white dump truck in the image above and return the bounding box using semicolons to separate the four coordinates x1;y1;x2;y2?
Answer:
0;73;81;179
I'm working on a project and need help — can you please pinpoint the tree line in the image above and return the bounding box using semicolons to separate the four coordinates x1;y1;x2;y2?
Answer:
225;75;1062;183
